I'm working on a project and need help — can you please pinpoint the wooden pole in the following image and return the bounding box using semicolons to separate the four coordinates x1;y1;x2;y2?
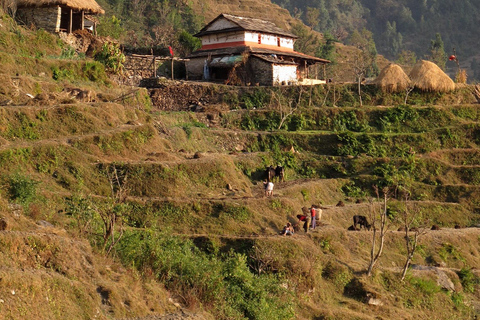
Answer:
68;9;72;33
171;57;174;80
153;56;156;78
81;11;84;30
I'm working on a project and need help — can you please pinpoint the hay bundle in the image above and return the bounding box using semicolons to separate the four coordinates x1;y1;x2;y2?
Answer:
409;60;455;92
373;63;411;93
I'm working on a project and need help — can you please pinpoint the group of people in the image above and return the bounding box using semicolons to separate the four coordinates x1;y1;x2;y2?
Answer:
280;205;322;236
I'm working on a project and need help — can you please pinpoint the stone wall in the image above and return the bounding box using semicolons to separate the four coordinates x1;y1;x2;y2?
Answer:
186;58;206;80
16;6;61;33
123;55;184;86
249;57;273;86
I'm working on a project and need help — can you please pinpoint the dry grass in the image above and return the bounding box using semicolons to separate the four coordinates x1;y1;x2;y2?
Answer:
0;223;173;319
409;60;456;92
373;63;412;93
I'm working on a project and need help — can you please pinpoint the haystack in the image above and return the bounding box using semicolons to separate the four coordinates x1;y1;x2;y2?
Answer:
373;63;411;93
409;60;455;92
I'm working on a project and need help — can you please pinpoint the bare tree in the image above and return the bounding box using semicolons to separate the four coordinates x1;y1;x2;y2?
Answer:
269;87;304;130
367;186;391;276
404;84;415;104
96;164;129;255
400;191;428;281
348;29;378;107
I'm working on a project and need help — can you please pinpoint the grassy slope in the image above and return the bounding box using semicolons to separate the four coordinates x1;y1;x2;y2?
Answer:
0;10;480;320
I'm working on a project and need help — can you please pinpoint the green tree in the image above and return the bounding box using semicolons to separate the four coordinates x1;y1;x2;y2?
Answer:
177;30;201;56
396;49;417;67
305;7;320;30
382;21;403;57
97;15;124;40
428;33;447;70
316;32;337;63
291;22;322;56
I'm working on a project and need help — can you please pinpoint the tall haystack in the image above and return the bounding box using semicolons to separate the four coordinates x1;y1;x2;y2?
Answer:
409;60;455;92
373;63;411;93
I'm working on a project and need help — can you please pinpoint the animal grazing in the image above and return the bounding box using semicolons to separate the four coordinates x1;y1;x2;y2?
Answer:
347;225;358;231
76;89;95;102
266;165;285;182
353;215;371;230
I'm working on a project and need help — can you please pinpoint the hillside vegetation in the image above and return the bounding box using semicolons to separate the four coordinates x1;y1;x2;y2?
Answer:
1;10;480;320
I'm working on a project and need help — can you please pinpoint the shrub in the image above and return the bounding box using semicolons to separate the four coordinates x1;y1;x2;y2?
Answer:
82;61;107;83
333;110;369;132
457;268;479;293
114;231;295;319
94;42;125;74
51;65;74;81
439;242;465;263
7;172;39;206
223;205;252;222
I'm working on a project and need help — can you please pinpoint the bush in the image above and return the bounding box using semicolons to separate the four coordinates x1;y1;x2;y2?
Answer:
94;42;125;74
457;268;479;293
82;61;107;83
7;172;39;206
114;231;295;319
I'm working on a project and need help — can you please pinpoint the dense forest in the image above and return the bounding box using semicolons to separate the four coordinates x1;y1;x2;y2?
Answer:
94;0;480;82
273;0;480;80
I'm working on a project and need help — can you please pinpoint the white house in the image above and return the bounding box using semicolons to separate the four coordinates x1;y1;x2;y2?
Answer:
186;13;330;86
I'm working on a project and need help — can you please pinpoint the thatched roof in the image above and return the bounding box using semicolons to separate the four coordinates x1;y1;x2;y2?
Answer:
409;60;455;92
16;0;104;14
373;63;411;93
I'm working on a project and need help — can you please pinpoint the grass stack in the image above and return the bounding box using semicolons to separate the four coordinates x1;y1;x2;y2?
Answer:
409;60;456;92
373;63;411;93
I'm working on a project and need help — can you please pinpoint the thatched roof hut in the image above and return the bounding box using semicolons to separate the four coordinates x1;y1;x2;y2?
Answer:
409;60;455;92
373;63;411;93
16;0;104;14
15;0;104;33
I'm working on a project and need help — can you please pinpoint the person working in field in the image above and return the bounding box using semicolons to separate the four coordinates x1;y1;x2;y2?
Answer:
280;222;294;236
310;205;316;230
263;180;274;197
296;214;310;233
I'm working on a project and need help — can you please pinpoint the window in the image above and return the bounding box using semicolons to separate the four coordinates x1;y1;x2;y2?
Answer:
277;37;281;46
258;34;261;44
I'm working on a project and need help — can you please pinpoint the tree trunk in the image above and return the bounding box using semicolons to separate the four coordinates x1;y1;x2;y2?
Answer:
357;77;363;107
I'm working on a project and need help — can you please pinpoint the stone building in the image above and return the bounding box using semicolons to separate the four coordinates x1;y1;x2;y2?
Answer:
186;13;330;86
15;0;104;34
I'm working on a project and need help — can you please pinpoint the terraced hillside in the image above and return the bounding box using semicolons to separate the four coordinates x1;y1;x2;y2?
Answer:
1;12;480;320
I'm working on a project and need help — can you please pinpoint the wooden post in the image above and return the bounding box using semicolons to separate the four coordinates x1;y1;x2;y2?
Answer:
171;57;174;80
81;11;84;30
153;56;156;78
68;9;72;33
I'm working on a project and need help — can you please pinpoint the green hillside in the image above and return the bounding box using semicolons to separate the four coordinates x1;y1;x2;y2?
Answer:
272;0;480;80
0;7;480;320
